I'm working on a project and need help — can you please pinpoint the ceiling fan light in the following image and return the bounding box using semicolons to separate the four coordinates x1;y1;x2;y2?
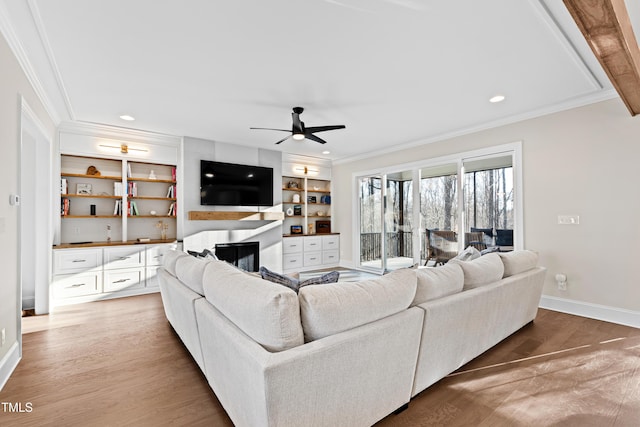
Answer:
292;133;305;141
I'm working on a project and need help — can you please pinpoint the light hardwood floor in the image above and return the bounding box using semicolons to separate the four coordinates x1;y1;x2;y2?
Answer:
1;294;639;426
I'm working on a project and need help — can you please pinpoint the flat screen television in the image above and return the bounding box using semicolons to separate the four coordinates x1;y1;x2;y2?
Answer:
200;160;274;206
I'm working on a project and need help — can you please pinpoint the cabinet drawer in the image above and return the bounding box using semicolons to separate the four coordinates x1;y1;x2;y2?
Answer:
104;268;145;292
304;252;322;267
104;247;145;269
283;254;303;270
303;236;322;252
146;244;177;266
52;272;102;299
54;248;102;274
322;235;340;251
283;237;304;254
322;250;339;265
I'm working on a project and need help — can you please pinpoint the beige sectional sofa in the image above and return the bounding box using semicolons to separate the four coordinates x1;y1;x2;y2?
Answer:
158;250;545;427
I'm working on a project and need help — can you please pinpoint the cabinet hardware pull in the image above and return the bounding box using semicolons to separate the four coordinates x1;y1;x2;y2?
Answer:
118;256;131;260
113;278;131;283
310;257;317;261
72;259;87;263
67;284;85;288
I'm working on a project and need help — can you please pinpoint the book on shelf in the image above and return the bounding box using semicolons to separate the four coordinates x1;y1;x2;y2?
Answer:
113;200;121;215
166;184;175;198
127;181;138;197
61;197;70;215
114;182;123;196
167;202;176;217
61;178;68;194
127;163;132;178
171;167;176;181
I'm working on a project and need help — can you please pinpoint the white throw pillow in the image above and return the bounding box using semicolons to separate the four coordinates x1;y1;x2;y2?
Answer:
298;268;417;342
413;263;464;305
163;249;189;277
499;250;538;277
174;255;211;296
450;253;504;290
202;260;304;352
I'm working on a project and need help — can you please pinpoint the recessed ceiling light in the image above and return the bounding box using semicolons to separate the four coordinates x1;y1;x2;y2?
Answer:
119;114;135;121
489;95;505;103
322;150;330;155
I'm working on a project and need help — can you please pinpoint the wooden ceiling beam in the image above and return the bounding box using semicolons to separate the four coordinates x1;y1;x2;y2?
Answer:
564;0;640;116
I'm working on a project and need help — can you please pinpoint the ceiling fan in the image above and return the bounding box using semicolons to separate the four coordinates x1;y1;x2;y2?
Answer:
250;107;346;145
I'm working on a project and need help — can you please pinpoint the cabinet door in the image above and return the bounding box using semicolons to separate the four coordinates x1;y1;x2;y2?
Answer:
54;248;102;274
146;266;160;288
283;236;304;254
104;268;145;292
52;272;102;299
104;246;145;269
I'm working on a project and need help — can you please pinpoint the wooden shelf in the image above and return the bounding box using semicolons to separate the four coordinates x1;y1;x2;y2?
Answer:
129;196;176;201
128;177;176;184
53;239;177;249
61;173;121;181
61;215;119;219
128;215;176;218
62;193;121;199
188;211;284;221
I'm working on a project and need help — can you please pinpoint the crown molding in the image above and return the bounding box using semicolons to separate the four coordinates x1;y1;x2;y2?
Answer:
58;121;182;147
0;0;61;124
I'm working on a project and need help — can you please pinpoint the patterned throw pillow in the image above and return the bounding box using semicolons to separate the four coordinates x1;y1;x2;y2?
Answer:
259;267;339;293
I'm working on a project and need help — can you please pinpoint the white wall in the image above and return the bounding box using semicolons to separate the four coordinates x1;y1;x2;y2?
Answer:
333;99;640;320
0;30;55;382
181;137;283;271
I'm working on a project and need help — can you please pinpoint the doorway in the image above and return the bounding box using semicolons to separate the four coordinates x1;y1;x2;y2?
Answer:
20;99;52;315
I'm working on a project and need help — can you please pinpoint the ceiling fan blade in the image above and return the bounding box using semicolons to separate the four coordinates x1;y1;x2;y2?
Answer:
275;135;291;145
305;125;346;133
304;133;327;144
250;127;291;132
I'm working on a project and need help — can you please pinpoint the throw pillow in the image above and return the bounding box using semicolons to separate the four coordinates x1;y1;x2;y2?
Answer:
259;266;299;292
412;263;464;305
259;267;340;293
454;246;481;262
449;253;504;290
498;250;538;277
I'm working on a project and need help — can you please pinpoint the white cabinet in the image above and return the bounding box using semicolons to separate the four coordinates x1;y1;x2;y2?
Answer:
52;242;177;306
283;234;339;272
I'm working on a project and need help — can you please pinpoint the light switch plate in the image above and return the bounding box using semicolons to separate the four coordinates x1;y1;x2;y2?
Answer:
558;215;579;225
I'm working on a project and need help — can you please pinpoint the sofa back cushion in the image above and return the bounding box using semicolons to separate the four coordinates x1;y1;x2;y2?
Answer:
298;268;417;342
413;263;464;306
450;253;504;290
202;260;304;352
499;250;538;277
163;249;190;277
174;254;210;296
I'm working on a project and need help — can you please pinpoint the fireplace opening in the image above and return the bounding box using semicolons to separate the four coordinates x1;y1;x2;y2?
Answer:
214;241;260;272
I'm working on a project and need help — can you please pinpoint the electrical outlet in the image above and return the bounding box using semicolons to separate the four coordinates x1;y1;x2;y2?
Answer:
558;215;579;225
1;328;5;347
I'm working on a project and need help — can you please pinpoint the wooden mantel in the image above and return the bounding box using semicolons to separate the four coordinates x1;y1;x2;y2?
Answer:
188;211;285;221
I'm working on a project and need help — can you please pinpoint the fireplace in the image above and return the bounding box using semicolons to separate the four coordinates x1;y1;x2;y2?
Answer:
214;241;260;272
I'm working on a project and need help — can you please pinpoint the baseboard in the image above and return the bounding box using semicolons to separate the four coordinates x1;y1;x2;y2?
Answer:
0;342;21;391
22;296;35;310
540;295;640;329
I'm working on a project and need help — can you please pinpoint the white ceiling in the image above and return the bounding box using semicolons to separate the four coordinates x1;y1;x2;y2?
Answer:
1;0;636;162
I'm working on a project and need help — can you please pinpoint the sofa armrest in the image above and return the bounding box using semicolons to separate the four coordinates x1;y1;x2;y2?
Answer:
195;298;424;427
411;267;546;396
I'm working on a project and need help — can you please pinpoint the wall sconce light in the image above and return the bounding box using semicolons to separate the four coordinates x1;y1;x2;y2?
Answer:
293;165;319;176
98;143;148;154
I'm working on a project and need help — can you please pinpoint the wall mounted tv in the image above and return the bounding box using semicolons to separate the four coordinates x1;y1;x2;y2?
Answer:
200;160;274;207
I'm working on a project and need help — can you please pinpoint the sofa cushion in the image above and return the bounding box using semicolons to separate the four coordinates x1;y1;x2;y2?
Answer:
163;249;189;277
174;255;210;296
499;250;538;277
202;260;304;352
298;268;417;342
450;253;504;290
412;263;464;305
